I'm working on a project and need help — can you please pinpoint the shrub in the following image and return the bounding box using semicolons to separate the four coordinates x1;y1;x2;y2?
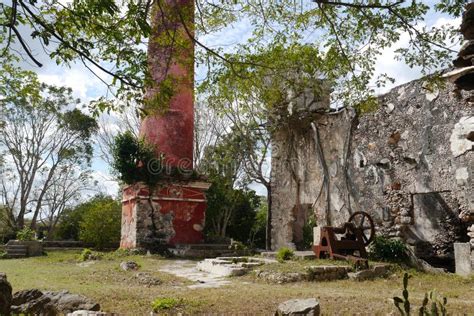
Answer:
113;248;132;257
79;248;102;261
79;196;121;249
368;236;408;263
205;176;261;245
229;240;247;251
151;298;181;312
112;131;158;186
112;131;199;186
53;205;87;240
79;248;92;261
302;212;317;249
249;200;267;249
393;273;448;316
16;227;36;241
0;250;7;259
276;247;294;262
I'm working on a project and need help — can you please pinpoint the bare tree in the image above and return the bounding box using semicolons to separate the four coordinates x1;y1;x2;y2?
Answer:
0;64;98;231
38;166;95;238
194;99;230;168
219;100;272;248
96;105;141;167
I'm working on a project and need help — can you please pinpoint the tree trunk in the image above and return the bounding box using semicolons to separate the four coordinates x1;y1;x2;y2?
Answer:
265;184;272;250
17;215;24;230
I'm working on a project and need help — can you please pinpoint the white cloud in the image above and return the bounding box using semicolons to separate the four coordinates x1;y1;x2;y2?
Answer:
38;65;107;101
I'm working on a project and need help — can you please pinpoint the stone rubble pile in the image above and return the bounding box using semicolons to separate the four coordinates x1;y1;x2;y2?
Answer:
0;273;12;315
469;224;474;249
255;264;393;284
0;272;101;316
134;272;162;287
119;261;139;271
380;188;412;238
11;289;100;315
444;2;474;91
67;311;116;316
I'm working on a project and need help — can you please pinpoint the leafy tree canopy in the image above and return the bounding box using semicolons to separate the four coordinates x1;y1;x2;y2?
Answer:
205;178;261;243
78;194;122;249
0;0;466;112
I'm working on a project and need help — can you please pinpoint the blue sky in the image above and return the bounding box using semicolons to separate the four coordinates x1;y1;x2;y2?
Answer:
11;5;461;197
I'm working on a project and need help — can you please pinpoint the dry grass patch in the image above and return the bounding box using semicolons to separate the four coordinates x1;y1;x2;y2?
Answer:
0;250;473;314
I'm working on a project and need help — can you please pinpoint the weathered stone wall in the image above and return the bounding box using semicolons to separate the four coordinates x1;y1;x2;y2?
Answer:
271;78;473;261
349;80;472;259
271;109;354;249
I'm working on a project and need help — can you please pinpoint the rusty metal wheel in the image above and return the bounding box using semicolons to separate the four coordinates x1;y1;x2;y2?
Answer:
348;211;375;246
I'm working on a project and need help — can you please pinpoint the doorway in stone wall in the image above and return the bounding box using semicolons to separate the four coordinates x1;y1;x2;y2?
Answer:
292;203;316;250
407;191;468;271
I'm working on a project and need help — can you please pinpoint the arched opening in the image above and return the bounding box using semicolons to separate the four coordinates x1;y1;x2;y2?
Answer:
467;131;474;142
321;237;328;247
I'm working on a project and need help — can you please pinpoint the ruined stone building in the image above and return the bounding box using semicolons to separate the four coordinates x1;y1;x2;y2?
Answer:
271;3;474;271
270;78;473;265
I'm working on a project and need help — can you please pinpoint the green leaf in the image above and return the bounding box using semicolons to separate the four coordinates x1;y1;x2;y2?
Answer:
404;300;411;314
393;297;404;304
403;273;409;289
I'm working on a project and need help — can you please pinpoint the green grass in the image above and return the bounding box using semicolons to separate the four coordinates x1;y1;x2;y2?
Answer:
151;297;181;311
0;250;473;314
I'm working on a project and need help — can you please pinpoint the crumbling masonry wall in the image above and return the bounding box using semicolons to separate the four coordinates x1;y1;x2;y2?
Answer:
271;109;353;249
349;81;473;260
271;79;473;262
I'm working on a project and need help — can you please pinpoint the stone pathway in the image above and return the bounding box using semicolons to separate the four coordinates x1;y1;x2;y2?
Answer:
158;260;232;289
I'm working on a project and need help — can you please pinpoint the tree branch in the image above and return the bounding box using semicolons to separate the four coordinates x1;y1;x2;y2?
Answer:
4;24;43;66
315;0;405;10
388;6;457;53
18;0;141;87
317;2;355;73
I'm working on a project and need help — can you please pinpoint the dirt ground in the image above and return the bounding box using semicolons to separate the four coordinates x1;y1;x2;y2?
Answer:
1;250;473;315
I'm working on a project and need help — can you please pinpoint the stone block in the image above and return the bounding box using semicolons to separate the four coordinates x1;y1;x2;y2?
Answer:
313;227;321;246
450;116;474;157
347;264;391;281
12;290;100;315
196;258;254;277
455;167;469;186
7;240;43;256
276;298;320;316
454;242;472;276
307;266;349;281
